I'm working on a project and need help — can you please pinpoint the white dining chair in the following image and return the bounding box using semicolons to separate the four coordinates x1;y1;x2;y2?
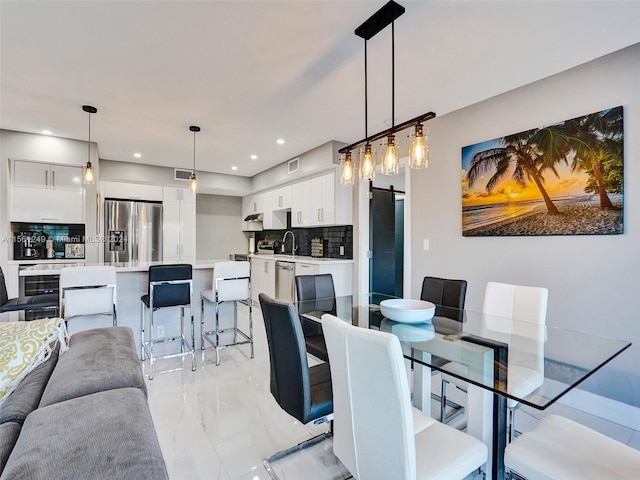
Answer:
200;261;253;365
322;313;487;480
505;414;640;479
59;266;117;335
440;281;548;442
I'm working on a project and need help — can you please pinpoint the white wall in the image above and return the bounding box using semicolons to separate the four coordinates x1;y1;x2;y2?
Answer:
250;140;344;193
195;194;247;260
409;43;640;406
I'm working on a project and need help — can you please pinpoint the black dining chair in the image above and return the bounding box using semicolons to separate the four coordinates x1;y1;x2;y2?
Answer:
140;264;195;380
294;274;336;362
0;266;59;319
420;276;468;422
258;293;333;472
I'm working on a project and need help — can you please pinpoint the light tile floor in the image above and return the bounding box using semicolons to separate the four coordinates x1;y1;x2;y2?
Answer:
145;304;639;479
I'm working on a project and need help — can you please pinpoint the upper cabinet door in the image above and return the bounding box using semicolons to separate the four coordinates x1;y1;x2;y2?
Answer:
291;179;310;227
49;164;83;192
13;161;83;191
13;160;50;188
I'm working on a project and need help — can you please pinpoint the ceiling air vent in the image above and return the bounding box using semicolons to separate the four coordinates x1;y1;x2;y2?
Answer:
288;157;299;174
174;168;193;181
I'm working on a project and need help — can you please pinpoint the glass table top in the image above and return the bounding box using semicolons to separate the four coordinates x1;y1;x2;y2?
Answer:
295;293;631;410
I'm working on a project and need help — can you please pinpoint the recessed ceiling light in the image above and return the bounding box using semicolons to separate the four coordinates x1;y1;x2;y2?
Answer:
250;154;258;160
231;166;238;171
42;130;52;135
277;139;285;145
134;153;142;158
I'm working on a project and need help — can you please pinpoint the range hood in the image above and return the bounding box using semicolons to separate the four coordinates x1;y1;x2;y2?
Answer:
244;213;264;222
243;212;263;232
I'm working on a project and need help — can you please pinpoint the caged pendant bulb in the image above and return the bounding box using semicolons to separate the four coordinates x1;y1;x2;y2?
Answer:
410;124;429;169
189;173;197;193
381;135;399;175
340;152;355;185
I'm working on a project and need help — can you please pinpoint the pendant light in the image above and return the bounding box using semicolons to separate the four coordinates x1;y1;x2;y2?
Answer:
381;21;399;176
340;151;355;185
189;125;200;193
82;105;97;184
338;2;435;183
359;39;375;182
409;122;429;169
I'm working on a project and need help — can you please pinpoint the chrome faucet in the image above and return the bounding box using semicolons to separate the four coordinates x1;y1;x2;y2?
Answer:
282;230;296;256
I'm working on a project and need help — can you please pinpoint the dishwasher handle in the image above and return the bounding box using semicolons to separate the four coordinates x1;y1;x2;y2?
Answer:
276;262;295;270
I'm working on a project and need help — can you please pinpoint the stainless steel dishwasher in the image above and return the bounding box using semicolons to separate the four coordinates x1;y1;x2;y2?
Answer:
275;261;295;303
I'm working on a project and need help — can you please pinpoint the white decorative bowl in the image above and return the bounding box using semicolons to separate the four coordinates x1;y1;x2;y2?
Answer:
379;299;436;324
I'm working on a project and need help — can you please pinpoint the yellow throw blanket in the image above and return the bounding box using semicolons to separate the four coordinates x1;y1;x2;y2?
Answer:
0;318;69;405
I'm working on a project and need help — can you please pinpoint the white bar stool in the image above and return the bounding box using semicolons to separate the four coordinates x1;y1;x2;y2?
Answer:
200;261;253;366
59;266;117;335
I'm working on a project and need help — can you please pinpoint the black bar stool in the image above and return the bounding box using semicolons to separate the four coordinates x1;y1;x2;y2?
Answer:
140;264;195;379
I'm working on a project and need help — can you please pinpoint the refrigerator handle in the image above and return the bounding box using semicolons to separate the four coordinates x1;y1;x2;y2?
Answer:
96;192;101;234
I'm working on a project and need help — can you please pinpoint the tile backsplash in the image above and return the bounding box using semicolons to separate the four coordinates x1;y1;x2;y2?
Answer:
257;225;352;259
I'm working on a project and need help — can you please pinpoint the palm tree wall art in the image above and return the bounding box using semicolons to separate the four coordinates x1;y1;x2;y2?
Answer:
461;106;623;236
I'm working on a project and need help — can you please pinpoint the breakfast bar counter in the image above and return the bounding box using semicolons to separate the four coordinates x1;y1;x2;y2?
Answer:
16;260;231;356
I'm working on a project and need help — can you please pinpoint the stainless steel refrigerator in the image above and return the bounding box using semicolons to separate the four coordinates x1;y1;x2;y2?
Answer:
104;199;163;264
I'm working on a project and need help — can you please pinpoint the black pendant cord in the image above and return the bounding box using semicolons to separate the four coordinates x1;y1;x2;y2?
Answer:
193;130;196;173
364;39;368;143
391;21;395;130
87;112;91;163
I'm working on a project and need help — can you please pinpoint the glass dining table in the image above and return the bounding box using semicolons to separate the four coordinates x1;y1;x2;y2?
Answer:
294;293;632;480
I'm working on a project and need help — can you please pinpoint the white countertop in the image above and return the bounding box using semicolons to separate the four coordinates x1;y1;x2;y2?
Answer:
248;253;353;265
17;259;229;276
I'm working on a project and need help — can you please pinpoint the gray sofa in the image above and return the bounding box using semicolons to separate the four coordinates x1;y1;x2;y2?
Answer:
0;326;169;479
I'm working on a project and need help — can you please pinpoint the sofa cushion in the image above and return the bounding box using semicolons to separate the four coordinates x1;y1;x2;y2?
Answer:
39;327;146;407
1;388;168;480
0;318;68;406
0;344;58;425
0;422;21;474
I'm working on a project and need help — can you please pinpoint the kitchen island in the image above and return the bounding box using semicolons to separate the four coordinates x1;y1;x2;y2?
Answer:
16;260;231;355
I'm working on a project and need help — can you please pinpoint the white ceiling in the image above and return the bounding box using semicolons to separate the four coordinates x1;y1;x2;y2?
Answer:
2;1;639;179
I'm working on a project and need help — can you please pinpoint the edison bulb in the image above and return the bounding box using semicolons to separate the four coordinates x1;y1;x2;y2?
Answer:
360;144;375;181
410;125;429;169
84;163;95;184
381;135;398;175
341;153;355;185
189;174;198;193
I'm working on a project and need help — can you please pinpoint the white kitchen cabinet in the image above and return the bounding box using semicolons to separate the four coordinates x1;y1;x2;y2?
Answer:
12;160;84;223
291;179;312;227
250;257;275;304
271;184;292;210
242;192;266;218
294;261;352;297
291;170;351;227
294;262;318;276
162;187;196;263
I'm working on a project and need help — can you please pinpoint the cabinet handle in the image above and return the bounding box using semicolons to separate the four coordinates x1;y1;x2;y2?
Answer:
52;170;55;187
253;202;257;213
177;244;180;255
264;262;268;274
279;195;283;207
181;244;184;255
320;208;324;222
300;264;310;268
41;217;59;221
317;209;321;222
45;170;48;186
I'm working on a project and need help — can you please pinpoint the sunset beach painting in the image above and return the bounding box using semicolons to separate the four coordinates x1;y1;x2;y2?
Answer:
462;106;623;236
